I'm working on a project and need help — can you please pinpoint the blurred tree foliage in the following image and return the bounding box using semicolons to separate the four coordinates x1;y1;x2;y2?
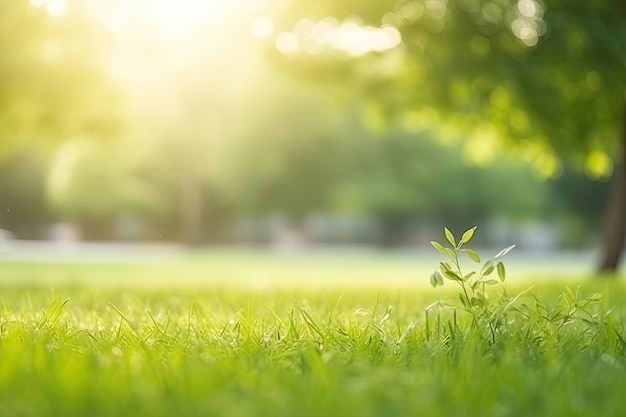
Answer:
268;0;626;269
0;0;617;251
549;166;611;247
330;128;547;245
22;70;550;245
46;139;170;240
204;71;547;245
215;81;355;222
0;1;121;154
0;1;121;239
271;0;624;163
0;148;50;238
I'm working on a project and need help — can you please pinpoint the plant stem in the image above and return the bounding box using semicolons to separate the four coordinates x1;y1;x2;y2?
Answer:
453;246;472;307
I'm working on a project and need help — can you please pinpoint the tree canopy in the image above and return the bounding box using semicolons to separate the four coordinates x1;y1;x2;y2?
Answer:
263;0;626;270
268;0;626;178
0;0;620;255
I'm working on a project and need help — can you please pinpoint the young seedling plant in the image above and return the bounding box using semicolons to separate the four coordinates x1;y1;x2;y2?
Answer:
427;226;609;349
428;226;518;343
429;226;515;307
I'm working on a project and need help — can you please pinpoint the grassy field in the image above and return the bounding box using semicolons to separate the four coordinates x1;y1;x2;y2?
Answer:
0;250;625;417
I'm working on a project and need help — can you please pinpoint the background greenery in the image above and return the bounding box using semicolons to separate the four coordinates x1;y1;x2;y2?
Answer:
0;0;618;252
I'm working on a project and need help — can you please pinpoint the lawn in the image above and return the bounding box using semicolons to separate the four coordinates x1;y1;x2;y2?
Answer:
0;248;625;417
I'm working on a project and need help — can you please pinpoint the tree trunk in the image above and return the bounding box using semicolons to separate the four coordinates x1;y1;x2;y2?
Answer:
596;104;626;274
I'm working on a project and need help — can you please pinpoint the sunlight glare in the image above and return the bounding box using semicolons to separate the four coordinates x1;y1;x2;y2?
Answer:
87;0;238;37
147;0;207;35
30;0;66;17
47;0;66;16
250;16;274;38
277;17;402;57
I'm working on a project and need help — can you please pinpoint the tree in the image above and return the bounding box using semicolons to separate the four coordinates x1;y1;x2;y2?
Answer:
266;0;626;272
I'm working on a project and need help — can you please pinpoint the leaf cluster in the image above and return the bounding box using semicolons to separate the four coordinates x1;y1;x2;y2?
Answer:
427;226;613;350
429;226;514;300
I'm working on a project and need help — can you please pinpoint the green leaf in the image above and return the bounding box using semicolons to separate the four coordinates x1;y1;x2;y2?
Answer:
494;244;516;258
435;270;445;286
497;262;506;282
443;270;462;281
458;294;467;308
430;240;448;255
430;269;445;287
484;279;499;285
439;261;454;272
445;248;457;260
429;272;438;288
462;271;476;282
480;259;494;275
483;265;495;276
444;227;455;247
588;293;603;302
471;296;485;307
464;249;481;263
564;286;577;304
460;226;476;244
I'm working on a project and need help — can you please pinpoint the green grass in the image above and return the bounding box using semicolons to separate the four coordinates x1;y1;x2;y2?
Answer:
0;256;625;417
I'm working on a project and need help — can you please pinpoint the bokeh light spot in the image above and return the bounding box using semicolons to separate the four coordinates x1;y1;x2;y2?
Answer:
517;0;538;18
585;150;612;179
275;32;300;54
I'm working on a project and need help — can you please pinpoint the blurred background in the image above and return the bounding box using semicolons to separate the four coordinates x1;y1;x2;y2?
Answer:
0;0;623;276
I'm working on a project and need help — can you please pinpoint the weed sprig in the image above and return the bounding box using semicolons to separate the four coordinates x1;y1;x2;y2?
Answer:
427;226;610;350
429;226;514;308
